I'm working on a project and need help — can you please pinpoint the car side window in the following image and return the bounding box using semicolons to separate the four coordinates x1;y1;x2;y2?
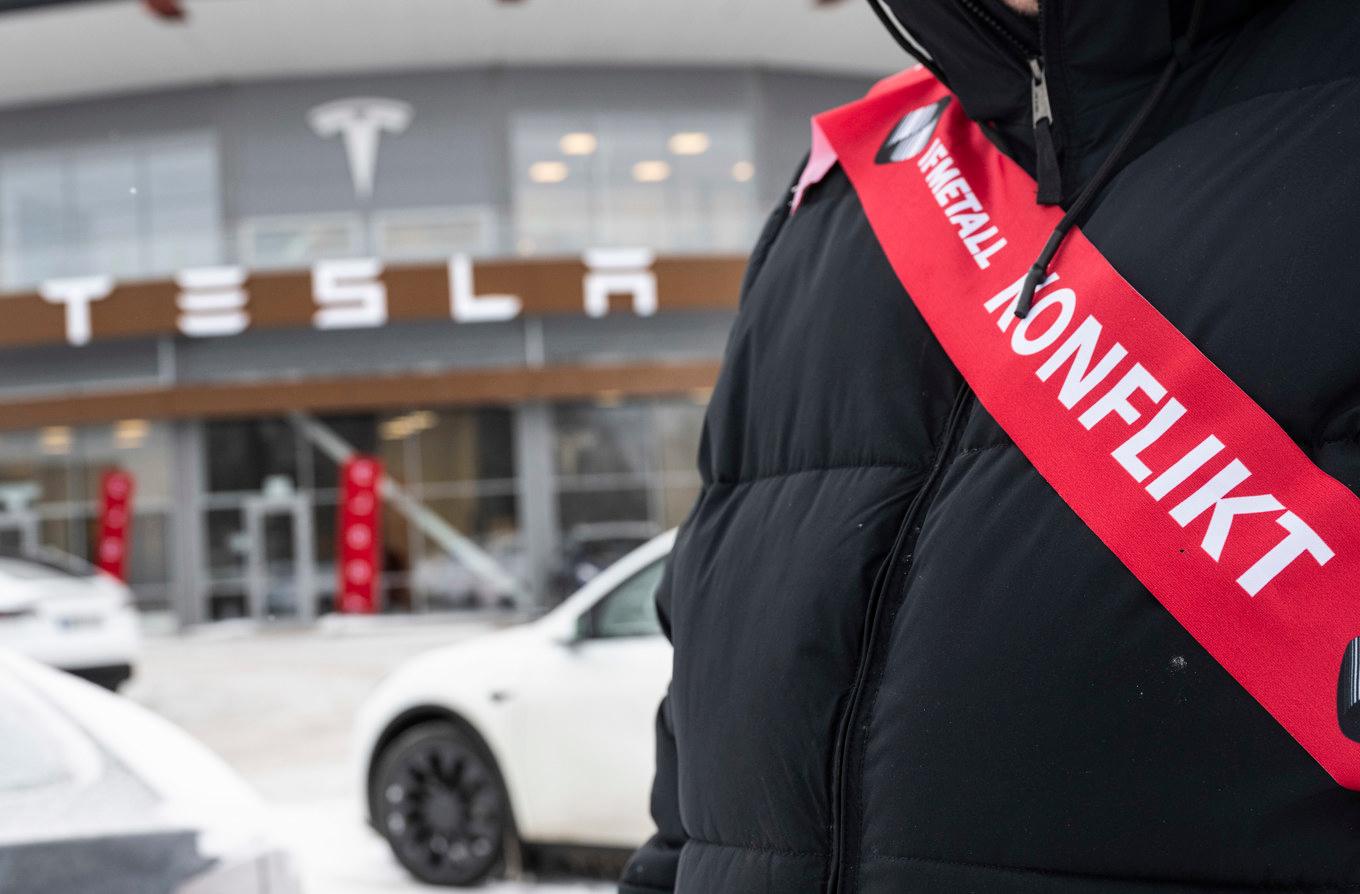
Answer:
585;559;665;639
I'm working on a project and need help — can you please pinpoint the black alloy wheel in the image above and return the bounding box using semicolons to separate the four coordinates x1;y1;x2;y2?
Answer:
373;721;510;886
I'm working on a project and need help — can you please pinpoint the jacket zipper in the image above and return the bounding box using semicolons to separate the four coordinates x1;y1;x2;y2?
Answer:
1029;56;1063;203
826;384;974;894
955;0;1063;203
824;7;1058;891
872;0;1062;204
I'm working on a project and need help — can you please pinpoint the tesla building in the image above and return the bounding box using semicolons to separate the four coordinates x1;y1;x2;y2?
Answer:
0;0;896;624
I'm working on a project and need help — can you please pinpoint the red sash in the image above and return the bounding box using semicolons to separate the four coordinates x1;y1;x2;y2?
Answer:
812;68;1360;788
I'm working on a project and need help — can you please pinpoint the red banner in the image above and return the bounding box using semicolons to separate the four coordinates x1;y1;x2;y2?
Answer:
816;68;1360;787
96;469;135;581
337;456;383;614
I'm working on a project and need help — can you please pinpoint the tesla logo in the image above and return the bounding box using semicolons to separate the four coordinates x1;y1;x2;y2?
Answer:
307;97;414;200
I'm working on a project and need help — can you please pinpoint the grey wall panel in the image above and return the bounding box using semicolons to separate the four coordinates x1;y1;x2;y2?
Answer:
173;318;527;384
220;68;509;220
0;83;219;154
0;65;869;234
755;69;875;207
174;310;733;386
0;311;733;396
0;337;162;395
540;310;735;365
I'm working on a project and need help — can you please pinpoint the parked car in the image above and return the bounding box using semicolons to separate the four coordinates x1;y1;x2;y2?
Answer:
0;548;141;689
0;650;300;894
354;529;674;887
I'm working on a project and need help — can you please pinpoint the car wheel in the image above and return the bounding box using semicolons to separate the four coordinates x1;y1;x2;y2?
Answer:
372;721;510;887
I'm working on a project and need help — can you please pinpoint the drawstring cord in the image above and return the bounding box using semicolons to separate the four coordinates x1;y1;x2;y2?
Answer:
1015;0;1206;318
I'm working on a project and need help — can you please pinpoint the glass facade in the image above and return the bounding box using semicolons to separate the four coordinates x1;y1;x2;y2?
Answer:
0;132;220;288
551;398;705;599
0;67;820;286
0;398;705;620
200;409;516;619
0;421;173;609
511;110;759;255
0;67;868;623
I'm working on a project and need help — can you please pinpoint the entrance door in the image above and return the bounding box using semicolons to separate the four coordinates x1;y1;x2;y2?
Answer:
0;512;39;556
242;493;316;623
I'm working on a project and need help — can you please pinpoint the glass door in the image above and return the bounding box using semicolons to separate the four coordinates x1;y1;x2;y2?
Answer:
242;493;315;623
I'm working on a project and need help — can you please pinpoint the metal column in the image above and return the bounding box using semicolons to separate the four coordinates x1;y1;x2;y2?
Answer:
513;402;559;608
168;420;208;628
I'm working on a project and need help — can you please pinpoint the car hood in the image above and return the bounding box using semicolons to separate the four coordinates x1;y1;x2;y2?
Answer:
385;622;547;684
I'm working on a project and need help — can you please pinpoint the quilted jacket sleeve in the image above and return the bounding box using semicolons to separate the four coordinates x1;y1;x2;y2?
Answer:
619;559;686;893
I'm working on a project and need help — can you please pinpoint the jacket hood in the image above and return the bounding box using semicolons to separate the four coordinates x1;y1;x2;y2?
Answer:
870;0;1277;198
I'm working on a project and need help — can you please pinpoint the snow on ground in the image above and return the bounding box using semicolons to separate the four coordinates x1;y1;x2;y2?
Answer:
125;615;614;894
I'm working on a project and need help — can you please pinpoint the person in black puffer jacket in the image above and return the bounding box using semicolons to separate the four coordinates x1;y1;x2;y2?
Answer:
621;1;1360;892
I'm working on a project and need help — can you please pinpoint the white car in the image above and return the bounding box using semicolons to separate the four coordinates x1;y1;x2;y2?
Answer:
354;530;674;887
0;651;300;894
0;550;141;690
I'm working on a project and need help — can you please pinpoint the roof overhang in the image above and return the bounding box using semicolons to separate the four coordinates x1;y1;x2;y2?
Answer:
0;0;904;110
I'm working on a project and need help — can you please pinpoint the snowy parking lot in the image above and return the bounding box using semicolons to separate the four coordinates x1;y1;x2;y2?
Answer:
125;615;615;894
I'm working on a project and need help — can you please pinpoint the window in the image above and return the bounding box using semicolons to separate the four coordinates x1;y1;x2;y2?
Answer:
412;409;516;484
202;410;522;616
237;213;363;270
204;418;300;494
585;559;665;639
372;206;499;261
550;399;703;599
145;139;221;273
511;110;760;255
0;423;174;611
0;133;221;288
371;407;520;610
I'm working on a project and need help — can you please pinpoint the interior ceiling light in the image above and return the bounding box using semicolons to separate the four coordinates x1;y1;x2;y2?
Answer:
40;426;71;455
559;132;598;156
731;161;755;182
114;419;149;448
528;161;569;184
667;132;711;156
632;160;672;183
380;411;438;441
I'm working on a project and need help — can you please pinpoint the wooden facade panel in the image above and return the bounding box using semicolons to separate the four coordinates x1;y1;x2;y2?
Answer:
0;255;745;350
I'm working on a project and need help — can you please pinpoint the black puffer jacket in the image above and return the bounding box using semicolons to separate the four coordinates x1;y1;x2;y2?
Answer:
622;2;1360;892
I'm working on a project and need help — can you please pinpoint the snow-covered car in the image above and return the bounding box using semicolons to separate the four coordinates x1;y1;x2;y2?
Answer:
0;549;141;690
0;651;300;894
354;529;674;887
